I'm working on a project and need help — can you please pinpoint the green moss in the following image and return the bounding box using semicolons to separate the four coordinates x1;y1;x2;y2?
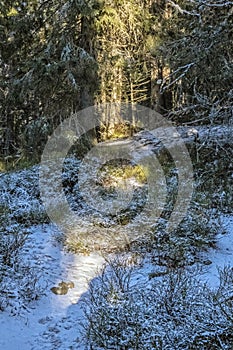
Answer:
98;160;147;188
0;157;37;172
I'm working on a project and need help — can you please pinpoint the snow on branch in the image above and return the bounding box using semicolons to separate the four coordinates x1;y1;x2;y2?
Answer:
161;62;195;91
167;0;201;16
197;0;233;7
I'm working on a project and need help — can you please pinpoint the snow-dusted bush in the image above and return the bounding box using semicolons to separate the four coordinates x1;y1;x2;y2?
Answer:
0;225;43;312
0;165;46;226
130;207;221;271
0;156;82;227
0;166;49;312
84;258;233;349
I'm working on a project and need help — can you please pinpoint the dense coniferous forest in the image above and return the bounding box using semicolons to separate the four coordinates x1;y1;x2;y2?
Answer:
0;0;232;164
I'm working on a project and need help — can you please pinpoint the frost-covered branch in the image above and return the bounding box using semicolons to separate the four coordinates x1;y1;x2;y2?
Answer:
162;62;195;90
167;0;201;16
197;0;233;7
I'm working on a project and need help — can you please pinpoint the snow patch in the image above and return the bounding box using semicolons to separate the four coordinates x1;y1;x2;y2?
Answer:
0;224;105;349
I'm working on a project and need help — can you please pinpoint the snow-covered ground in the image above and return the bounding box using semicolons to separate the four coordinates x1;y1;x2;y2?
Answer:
0;223;105;350
0;152;232;349
200;215;233;287
0;215;232;349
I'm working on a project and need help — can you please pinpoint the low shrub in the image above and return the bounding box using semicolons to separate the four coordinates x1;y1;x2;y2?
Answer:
84;258;233;349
